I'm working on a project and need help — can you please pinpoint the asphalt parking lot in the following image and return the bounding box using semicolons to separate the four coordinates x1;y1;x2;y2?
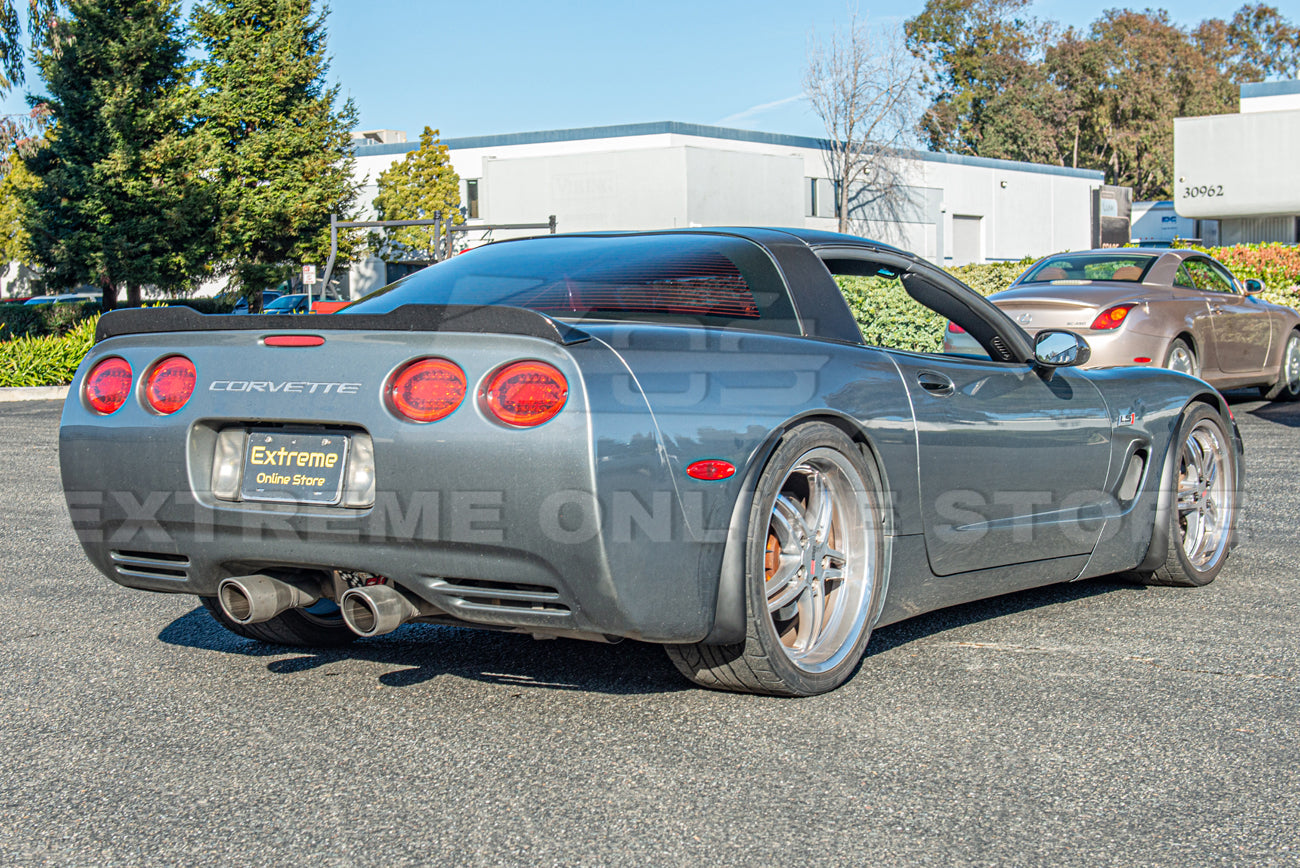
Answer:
1;396;1297;867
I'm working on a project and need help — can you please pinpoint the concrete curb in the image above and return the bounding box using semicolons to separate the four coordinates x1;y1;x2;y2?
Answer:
0;386;69;403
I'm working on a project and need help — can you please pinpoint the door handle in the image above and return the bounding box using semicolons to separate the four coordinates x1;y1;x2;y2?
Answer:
916;371;955;397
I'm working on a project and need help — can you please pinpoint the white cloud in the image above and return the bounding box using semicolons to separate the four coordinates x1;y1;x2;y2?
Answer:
712;94;807;128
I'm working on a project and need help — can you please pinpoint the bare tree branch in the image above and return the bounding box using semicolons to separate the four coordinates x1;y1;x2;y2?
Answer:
804;15;923;236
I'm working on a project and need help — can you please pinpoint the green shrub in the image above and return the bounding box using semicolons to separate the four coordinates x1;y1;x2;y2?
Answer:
0;316;97;387
0;295;233;341
0;300;101;340
945;257;1036;296
838;275;947;353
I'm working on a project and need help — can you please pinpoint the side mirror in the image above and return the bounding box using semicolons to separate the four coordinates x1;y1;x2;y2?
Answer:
1034;329;1092;370
1243;278;1264;295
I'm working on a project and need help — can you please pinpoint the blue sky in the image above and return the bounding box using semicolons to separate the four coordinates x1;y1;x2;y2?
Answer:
4;1;1298;141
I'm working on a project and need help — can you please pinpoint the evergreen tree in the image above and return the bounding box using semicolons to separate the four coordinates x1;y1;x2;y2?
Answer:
371;126;461;260
21;0;216;308
192;0;358;305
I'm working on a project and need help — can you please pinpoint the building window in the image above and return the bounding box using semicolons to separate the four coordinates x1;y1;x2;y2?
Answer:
806;178;837;219
465;179;480;219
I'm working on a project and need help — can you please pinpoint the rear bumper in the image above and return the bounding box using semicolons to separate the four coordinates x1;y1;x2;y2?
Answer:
59;328;735;644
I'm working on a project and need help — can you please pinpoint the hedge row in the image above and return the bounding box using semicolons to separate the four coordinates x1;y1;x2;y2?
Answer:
0;316;97;387
0;296;235;341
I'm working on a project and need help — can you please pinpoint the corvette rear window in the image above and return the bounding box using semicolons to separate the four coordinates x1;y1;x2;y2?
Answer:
1021;253;1158;284
343;234;800;333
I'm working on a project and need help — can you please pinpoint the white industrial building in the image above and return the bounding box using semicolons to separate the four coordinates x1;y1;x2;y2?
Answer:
1175;80;1300;244
350;122;1106;293
0;121;1112;300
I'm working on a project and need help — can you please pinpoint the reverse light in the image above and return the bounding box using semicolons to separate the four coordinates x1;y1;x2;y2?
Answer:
686;459;736;481
84;357;133;415
1090;304;1136;330
145;356;197;415
387;358;466;423
483;361;568;427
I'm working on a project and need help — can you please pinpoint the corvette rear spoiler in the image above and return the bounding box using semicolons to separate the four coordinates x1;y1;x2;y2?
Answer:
93;304;592;346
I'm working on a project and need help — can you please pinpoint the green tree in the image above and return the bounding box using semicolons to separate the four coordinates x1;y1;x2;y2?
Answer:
192;0;359;307
904;0;1049;155
0;154;35;263
0;1;59;95
1197;4;1300;82
20;0;216;308
371;126;461;259
1081;9;1235;199
906;3;1239;199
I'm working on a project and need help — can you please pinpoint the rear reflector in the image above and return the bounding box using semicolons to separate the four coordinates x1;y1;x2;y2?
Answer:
483;361;568;427
387;358;466;423
686;459;736;481
264;335;325;347
1090;304;1136;330
1134;357;1152;364
145;356;197;415
85;357;133;415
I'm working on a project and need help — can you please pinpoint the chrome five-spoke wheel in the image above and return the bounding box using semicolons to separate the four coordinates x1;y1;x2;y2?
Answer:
763;450;876;673
664;422;885;696
1136;404;1237;587
1177;418;1231;571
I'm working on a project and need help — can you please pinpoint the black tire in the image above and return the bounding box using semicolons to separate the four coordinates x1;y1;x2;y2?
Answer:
199;596;358;647
1262;330;1300;402
665;423;886;696
1163;338;1200;379
1133;404;1236;587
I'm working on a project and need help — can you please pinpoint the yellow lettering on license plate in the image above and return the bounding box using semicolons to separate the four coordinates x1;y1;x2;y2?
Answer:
240;431;349;505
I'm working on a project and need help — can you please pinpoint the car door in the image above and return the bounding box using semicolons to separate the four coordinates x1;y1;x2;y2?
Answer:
1184;257;1272;373
889;352;1113;578
815;248;1113;580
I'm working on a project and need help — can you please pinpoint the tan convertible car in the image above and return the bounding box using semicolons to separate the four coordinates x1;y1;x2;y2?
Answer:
945;248;1300;400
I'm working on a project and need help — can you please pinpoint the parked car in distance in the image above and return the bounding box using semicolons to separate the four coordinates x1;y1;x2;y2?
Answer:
230;290;284;314
261;293;348;314
944;247;1300;400
23;292;100;306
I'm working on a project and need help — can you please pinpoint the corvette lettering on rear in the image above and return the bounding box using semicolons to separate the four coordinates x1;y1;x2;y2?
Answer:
208;380;361;394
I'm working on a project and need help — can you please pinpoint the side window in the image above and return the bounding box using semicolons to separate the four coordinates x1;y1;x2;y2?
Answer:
1174;264;1197;289
1184;258;1233;293
836;271;952;354
1207;259;1241;293
823;256;989;358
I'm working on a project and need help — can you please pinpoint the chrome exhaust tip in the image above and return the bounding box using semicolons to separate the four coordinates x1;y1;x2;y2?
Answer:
339;584;422;638
217;574;321;625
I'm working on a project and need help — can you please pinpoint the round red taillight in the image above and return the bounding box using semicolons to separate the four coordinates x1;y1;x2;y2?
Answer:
482;361;568;428
84;357;133;415
686;459;737;481
387;358;467;422
145;356;197;415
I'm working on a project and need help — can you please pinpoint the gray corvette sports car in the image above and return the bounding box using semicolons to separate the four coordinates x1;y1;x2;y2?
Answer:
60;228;1243;696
